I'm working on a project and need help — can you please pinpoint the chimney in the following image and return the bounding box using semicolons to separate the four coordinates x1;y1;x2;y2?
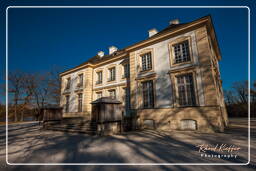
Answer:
169;19;180;25
148;28;158;37
97;51;104;57
109;46;118;55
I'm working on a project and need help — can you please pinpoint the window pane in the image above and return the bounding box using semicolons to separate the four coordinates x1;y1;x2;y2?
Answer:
97;71;102;84
142;80;154;108
65;95;69;112
177;74;195;106
78;94;83;112
141;52;152;71
173;40;191;64
109;68;116;81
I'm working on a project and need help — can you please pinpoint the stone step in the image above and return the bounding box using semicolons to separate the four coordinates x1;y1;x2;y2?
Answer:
49;126;96;131
47;127;96;135
44;118;97;135
50;125;96;129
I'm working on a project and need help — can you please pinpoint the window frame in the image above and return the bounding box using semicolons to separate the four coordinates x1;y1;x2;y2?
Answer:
176;73;196;107
169;36;194;67
170;70;199;107
137;48;154;73
141;52;152;72
108;67;116;82
77;73;83;88
141;80;155;109
65;77;71;90
65;95;70;113
121;86;130;110
122;63;129;79
77;93;83;112
96;71;103;85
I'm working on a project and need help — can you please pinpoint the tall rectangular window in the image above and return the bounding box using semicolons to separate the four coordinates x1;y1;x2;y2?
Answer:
108;67;116;81
142;80;154;108
123;64;129;78
124;87;130;110
141;52;152;71
78;93;83;112
78;74;83;87
173;40;191;64
176;73;196;106
109;89;116;99
66;78;71;90
65;95;70;113
96;71;102;84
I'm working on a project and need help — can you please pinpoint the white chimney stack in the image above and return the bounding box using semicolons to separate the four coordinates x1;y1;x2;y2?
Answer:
169;19;180;25
98;51;104;57
109;46;118;55
148;28;158;37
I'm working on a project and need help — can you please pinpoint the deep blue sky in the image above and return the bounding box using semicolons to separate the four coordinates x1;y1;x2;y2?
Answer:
0;0;255;104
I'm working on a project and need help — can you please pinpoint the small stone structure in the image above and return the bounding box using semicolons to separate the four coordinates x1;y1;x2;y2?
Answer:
41;105;63;122
91;97;123;135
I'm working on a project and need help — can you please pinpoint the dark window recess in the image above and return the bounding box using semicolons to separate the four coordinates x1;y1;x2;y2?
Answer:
65;95;70;113
123;64;129;78
109;67;116;81
96;71;102;84
142;80;154;108
66;78;71;90
77;74;83;87
78;93;83;112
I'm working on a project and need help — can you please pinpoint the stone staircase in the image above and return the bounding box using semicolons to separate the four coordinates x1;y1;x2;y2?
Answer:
44;117;97;135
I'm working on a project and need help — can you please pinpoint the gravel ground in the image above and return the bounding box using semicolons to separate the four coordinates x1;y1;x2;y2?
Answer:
0;118;255;171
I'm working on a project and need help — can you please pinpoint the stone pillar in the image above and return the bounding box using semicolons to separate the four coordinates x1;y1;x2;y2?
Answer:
195;26;218;106
83;67;93;118
129;52;137;110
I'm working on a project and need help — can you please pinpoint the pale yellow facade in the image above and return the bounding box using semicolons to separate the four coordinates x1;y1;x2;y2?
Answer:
60;15;228;133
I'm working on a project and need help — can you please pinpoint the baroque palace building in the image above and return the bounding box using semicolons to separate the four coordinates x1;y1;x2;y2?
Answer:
60;15;228;133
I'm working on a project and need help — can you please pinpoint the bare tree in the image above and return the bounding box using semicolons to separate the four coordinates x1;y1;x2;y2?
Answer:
19;73;35;121
252;80;256;103
232;81;248;104
8;71;25;122
224;90;236;105
47;69;61;105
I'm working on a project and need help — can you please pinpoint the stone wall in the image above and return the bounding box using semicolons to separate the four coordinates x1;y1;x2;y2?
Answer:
137;106;224;133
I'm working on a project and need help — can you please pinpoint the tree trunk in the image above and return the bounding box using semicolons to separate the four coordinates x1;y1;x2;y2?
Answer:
14;103;18;122
20;110;24;121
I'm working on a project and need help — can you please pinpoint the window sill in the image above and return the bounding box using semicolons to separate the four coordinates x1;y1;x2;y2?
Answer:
107;79;116;83
175;105;198;108
139;69;153;74
171;60;193;67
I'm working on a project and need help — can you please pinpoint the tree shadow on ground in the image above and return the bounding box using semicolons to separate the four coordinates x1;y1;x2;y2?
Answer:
1;118;255;171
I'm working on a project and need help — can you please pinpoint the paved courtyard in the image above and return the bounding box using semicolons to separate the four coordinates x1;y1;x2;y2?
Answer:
0;118;255;170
